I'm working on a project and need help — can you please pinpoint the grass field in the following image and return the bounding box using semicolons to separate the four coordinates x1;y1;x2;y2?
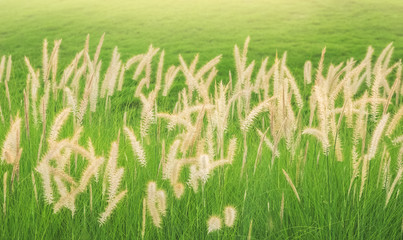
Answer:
0;0;403;239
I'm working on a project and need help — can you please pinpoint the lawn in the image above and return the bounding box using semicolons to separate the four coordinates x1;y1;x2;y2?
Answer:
0;0;402;239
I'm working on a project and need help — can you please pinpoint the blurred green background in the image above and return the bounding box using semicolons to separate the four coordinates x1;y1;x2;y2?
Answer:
1;0;403;82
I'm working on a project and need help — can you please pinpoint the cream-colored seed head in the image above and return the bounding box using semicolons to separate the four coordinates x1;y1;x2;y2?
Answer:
207;215;222;233
223;206;237;227
174;183;185;199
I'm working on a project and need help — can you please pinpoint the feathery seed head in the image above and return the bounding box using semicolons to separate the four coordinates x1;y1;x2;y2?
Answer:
207;215;222;233
223;206;237;227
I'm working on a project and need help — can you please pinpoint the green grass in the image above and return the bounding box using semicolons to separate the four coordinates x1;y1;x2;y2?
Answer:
0;0;403;239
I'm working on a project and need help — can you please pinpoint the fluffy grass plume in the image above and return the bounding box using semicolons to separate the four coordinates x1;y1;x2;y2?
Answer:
207;215;222;233
223;206;237;227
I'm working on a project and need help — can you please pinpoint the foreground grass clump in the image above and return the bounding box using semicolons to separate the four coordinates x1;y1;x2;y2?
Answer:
0;35;402;239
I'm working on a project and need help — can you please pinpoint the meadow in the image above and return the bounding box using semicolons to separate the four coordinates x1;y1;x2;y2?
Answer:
0;0;403;239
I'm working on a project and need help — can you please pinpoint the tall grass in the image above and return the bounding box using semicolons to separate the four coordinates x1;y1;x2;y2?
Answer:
0;35;402;239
